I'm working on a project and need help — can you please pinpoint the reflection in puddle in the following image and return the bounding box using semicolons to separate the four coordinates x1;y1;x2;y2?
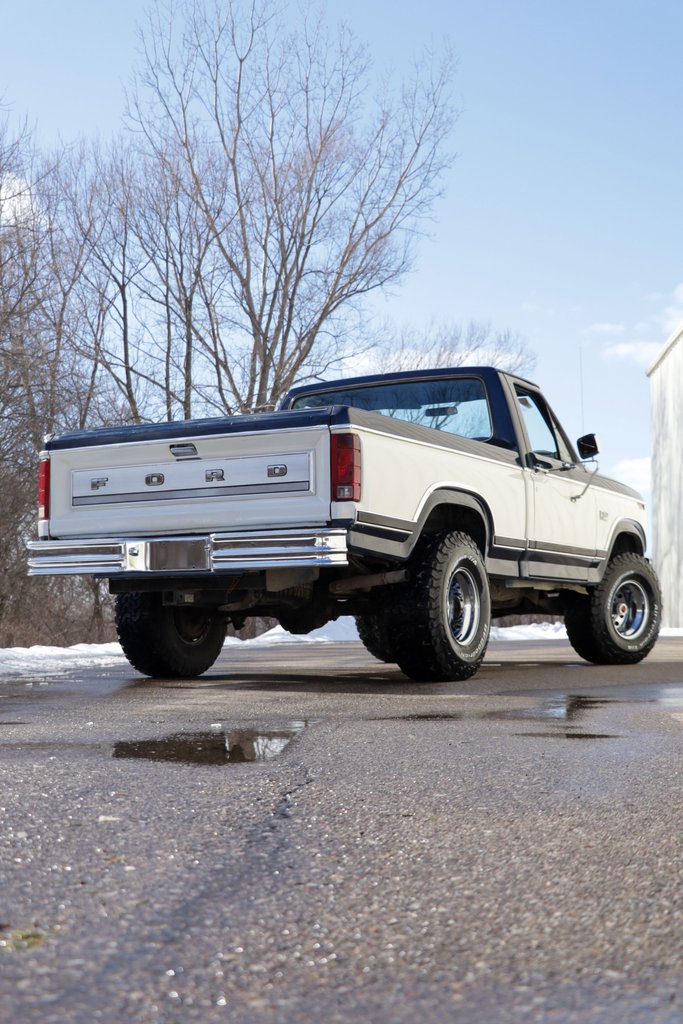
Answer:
488;696;614;723
376;695;636;739
513;731;620;740
379;696;614;725
644;685;683;708
113;723;306;766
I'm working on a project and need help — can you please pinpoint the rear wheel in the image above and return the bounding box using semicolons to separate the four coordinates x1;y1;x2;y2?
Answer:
564;553;660;665
393;531;491;682
355;609;396;663
115;592;227;678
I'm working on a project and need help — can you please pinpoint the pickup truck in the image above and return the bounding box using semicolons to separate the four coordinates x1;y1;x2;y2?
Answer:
28;366;661;681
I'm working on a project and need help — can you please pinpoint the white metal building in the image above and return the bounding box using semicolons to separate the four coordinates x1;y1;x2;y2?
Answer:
648;325;683;627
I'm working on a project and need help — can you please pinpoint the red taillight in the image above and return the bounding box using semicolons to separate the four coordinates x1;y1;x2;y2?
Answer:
38;458;50;521
331;433;361;502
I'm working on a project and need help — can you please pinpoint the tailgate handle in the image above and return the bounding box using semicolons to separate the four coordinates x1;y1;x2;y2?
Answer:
170;443;199;459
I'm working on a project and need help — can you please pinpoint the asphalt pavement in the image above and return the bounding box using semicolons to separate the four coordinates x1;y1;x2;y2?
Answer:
0;636;682;1023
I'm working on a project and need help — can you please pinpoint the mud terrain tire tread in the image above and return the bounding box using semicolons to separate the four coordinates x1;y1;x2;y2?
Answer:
565;553;660;665
115;592;226;678
355;610;396;663
392;530;491;682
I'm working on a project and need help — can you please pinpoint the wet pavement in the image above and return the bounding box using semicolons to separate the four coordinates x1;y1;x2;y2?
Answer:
0;636;682;1022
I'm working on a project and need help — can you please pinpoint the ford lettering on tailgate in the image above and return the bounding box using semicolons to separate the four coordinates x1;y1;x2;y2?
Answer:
72;453;311;506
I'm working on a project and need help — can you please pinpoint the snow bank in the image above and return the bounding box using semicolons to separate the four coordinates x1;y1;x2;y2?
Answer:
248;618;572;644
0;642;127;678
0;619;680;678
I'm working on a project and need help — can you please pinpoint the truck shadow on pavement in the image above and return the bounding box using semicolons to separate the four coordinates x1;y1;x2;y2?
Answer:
115;645;683;699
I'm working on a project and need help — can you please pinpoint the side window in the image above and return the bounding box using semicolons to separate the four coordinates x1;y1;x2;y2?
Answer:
515;388;573;463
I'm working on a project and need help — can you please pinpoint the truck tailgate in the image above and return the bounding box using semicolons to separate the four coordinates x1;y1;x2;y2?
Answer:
45;411;333;540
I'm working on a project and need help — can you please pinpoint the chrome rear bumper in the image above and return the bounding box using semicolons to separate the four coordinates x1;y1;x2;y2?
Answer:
27;528;349;576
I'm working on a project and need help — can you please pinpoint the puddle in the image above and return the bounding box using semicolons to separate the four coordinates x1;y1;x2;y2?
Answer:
513;731;620;740
378;697;615;725
487;696;614;723
378;686;683;739
376;695;634;739
390;713;464;721
642;685;683;708
113;723;306;766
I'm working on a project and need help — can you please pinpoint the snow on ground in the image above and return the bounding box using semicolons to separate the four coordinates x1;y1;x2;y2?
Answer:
0;619;681;679
0;642;128;678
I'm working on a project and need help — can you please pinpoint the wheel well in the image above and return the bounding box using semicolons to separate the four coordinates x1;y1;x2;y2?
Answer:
420;503;488;556
609;531;644;559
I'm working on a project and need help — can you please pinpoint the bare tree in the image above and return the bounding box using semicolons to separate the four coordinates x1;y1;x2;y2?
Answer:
367;321;537;378
128;143;217;419
74;139;223;423
128;0;455;411
72;146;154;423
0;123;123;645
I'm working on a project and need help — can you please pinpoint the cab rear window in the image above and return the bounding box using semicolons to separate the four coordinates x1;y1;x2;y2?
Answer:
290;377;492;442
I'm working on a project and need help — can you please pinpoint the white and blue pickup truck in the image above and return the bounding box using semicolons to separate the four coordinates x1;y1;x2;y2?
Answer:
28;367;661;680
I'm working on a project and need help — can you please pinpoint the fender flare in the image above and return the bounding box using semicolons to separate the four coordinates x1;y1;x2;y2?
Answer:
347;487;495;563
603;518;647;561
410;487;494;557
584;519;648;585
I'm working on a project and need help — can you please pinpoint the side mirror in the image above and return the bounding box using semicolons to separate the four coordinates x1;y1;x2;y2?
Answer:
577;433;599;460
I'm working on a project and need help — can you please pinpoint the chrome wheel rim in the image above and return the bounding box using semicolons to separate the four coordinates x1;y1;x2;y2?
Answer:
447;567;480;646
611;579;649;639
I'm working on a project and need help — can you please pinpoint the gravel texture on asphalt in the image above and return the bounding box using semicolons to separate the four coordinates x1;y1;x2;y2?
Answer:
0;639;681;1023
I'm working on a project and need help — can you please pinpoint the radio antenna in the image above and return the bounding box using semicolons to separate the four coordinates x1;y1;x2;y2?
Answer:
578;341;585;432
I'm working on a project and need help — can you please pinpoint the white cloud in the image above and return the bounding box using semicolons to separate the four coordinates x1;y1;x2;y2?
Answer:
584;322;626;336
655;281;683;334
603;341;662;367
662;307;683;334
581;284;683;367
520;301;557;316
609;457;651;495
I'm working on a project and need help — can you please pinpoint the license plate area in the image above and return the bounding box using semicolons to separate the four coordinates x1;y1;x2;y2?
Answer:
141;540;208;573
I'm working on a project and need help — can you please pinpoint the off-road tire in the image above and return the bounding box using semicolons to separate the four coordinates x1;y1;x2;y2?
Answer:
115;592;227;678
355;609;396;663
564;601;603;664
392;531;491;682
564;553;661;665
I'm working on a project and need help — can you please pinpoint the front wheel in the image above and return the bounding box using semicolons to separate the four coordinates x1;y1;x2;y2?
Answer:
393;531;491;682
564;553;661;665
115;592;227;678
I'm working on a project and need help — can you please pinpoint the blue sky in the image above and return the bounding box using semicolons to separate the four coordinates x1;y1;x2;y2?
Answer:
2;0;682;494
